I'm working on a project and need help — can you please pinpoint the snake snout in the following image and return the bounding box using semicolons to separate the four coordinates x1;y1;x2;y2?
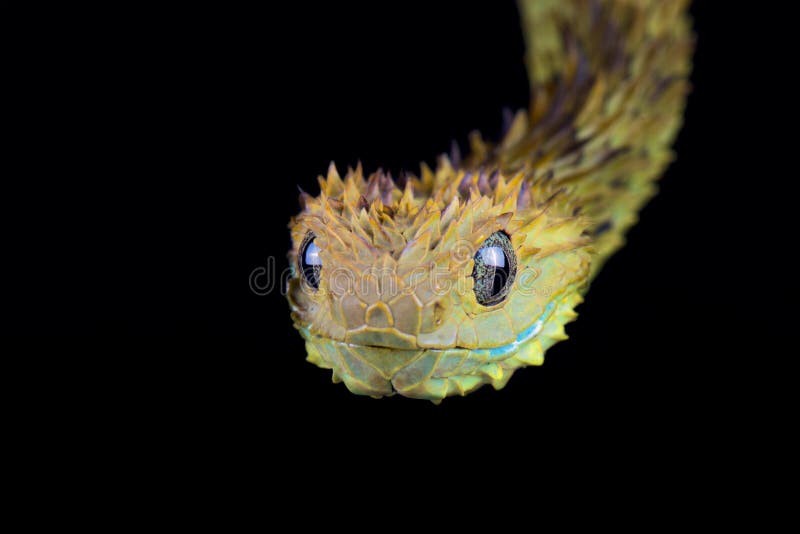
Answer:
306;331;487;401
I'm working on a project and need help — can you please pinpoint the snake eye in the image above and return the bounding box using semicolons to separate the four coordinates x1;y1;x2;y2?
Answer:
472;231;516;306
299;233;322;289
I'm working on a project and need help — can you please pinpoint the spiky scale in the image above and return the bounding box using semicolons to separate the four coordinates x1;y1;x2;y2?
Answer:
286;0;692;400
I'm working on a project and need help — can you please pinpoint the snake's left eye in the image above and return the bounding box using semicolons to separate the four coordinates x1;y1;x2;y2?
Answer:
299;233;322;289
472;231;516;306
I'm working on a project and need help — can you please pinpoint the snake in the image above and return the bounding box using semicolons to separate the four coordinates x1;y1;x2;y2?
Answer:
286;0;693;401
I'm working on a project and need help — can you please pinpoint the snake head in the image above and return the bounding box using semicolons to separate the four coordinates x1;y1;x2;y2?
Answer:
287;160;591;401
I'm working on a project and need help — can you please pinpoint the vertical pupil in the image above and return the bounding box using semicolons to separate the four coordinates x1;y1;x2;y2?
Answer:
472;232;517;306
492;268;507;296
481;245;508;297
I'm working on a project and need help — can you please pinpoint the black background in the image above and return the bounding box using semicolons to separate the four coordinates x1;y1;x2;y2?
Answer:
9;1;783;461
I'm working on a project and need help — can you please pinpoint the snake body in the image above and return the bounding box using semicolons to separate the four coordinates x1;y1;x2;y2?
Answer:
286;0;693;400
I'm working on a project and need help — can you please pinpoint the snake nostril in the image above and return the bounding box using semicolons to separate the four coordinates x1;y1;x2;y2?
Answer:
433;302;445;326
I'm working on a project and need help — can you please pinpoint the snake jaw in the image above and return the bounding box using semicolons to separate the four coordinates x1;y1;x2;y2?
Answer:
298;288;585;400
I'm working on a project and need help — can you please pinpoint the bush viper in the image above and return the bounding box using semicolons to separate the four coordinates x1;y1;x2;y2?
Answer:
286;0;693;401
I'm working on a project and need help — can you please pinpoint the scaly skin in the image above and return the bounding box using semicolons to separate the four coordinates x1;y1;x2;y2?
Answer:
286;0;693;401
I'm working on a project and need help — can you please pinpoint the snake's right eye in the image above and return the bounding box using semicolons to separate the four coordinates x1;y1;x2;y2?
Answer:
299;233;322;290
472;231;516;306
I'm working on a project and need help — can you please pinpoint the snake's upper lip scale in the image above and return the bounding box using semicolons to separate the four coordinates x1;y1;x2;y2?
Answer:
317;300;557;361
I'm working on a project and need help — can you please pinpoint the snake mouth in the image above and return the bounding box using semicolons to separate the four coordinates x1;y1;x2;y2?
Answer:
299;301;559;400
332;300;555;357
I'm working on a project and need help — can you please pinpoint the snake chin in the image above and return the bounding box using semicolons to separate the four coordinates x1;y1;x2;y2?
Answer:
299;293;583;401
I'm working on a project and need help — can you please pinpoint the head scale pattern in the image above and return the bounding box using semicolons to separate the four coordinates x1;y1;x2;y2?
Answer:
287;159;591;400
